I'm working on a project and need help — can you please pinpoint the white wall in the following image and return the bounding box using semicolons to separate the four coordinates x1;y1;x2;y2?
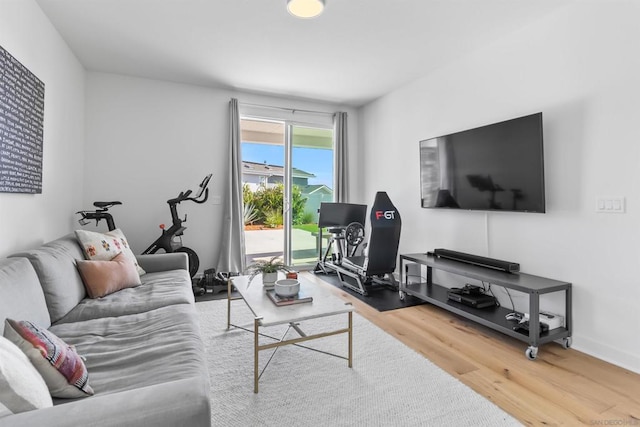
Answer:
359;1;640;373
85;72;358;274
0;0;85;257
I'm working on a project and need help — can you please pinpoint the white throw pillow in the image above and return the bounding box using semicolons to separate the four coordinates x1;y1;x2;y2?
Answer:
0;335;53;413
75;228;145;276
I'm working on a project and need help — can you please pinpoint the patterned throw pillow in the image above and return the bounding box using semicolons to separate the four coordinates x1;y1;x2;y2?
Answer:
3;319;94;399
0;336;53;413
76;252;142;298
75;228;145;276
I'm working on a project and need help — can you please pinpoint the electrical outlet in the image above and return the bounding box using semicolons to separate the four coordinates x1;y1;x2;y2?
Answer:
596;197;625;213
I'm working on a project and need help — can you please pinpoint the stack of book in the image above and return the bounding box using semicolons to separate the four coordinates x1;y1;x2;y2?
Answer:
267;290;313;306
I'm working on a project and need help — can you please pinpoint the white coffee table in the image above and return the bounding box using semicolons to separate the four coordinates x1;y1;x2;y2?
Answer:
227;274;354;393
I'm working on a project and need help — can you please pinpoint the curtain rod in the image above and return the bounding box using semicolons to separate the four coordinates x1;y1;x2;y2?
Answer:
239;102;336;117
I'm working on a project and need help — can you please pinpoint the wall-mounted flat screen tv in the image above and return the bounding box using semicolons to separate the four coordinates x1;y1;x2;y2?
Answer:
419;112;545;213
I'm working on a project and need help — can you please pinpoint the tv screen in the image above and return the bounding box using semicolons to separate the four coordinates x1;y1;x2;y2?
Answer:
419;112;545;213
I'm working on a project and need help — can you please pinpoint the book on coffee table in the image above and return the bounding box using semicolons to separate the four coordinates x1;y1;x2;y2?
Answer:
267;289;313;306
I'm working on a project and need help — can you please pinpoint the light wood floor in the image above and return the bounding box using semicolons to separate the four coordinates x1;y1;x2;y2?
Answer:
303;272;640;426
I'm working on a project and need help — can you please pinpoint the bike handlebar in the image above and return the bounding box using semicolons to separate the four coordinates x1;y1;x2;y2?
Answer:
167;174;212;206
76;206;118;230
192;188;209;204
194;174;212;199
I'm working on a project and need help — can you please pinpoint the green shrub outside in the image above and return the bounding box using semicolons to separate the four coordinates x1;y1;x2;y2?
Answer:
243;183;309;226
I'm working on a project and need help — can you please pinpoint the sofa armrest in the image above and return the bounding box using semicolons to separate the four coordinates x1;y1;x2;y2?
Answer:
0;377;211;427
136;252;188;273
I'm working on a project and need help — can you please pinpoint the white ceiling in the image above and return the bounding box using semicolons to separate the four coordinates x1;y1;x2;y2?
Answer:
35;0;572;107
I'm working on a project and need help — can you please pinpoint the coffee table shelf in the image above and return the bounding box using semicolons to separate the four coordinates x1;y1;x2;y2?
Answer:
228;274;353;392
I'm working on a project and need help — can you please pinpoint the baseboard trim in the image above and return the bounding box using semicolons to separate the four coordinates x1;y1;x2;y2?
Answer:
572;335;640;375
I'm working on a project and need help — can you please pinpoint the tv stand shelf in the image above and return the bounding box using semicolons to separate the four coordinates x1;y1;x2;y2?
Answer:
399;253;572;360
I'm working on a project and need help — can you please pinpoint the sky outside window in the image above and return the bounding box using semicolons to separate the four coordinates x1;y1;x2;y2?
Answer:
242;142;333;188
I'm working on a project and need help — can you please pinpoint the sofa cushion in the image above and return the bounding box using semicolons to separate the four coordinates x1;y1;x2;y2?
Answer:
4;319;94;399
56;269;194;324
0;258;51;335
137;252;188;273
0;402;11;419
0;335;53;413
76;252;142;298
49;304;206;396
9;234;87;323
75;229;145;276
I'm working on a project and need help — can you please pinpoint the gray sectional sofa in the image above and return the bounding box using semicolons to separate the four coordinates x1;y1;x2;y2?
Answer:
0;234;211;426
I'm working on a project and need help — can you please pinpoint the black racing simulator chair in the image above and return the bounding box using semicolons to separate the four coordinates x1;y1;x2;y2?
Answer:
338;192;402;295
314;202;367;275
331;192;402;296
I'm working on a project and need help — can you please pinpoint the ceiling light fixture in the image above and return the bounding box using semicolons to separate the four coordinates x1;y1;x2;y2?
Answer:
287;0;325;19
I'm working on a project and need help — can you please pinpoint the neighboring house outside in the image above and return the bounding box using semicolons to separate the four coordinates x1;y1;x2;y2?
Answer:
302;184;333;222
242;161;333;222
242;160;315;190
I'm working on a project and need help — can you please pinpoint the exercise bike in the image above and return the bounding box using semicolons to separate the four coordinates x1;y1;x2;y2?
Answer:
76;174;212;278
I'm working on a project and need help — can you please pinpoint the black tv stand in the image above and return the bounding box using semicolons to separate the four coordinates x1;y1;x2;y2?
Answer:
399;253;572;360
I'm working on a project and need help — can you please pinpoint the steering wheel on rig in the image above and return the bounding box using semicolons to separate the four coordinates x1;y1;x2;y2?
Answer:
344;222;365;248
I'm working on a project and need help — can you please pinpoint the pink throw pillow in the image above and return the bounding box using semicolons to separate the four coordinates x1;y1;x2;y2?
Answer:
76;252;142;298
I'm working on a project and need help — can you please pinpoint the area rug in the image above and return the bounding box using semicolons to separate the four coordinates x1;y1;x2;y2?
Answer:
197;300;521;426
194;287;230;303
314;272;426;312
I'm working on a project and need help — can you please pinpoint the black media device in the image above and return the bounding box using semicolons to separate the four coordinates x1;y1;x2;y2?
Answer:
419;112;545;213
447;287;497;309
433;248;520;273
513;320;549;335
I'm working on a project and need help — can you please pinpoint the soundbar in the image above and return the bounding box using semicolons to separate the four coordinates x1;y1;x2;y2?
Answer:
432;249;520;273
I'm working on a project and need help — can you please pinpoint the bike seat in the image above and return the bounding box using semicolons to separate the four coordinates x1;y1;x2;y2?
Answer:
93;201;122;208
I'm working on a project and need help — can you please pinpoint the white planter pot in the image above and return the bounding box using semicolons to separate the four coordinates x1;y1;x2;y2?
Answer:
262;272;278;286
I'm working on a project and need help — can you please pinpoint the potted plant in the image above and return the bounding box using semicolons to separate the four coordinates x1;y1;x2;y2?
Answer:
247;256;288;287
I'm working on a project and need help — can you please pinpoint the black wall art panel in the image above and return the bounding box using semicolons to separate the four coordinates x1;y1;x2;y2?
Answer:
0;45;45;194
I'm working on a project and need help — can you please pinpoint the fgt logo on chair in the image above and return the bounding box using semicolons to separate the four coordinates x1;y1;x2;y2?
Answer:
375;210;396;220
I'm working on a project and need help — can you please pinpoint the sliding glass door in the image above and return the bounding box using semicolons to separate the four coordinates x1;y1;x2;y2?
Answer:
241;118;334;269
288;125;334;267
241;119;286;265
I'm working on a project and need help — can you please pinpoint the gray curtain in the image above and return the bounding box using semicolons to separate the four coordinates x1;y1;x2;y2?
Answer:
334;112;349;203
216;98;246;274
